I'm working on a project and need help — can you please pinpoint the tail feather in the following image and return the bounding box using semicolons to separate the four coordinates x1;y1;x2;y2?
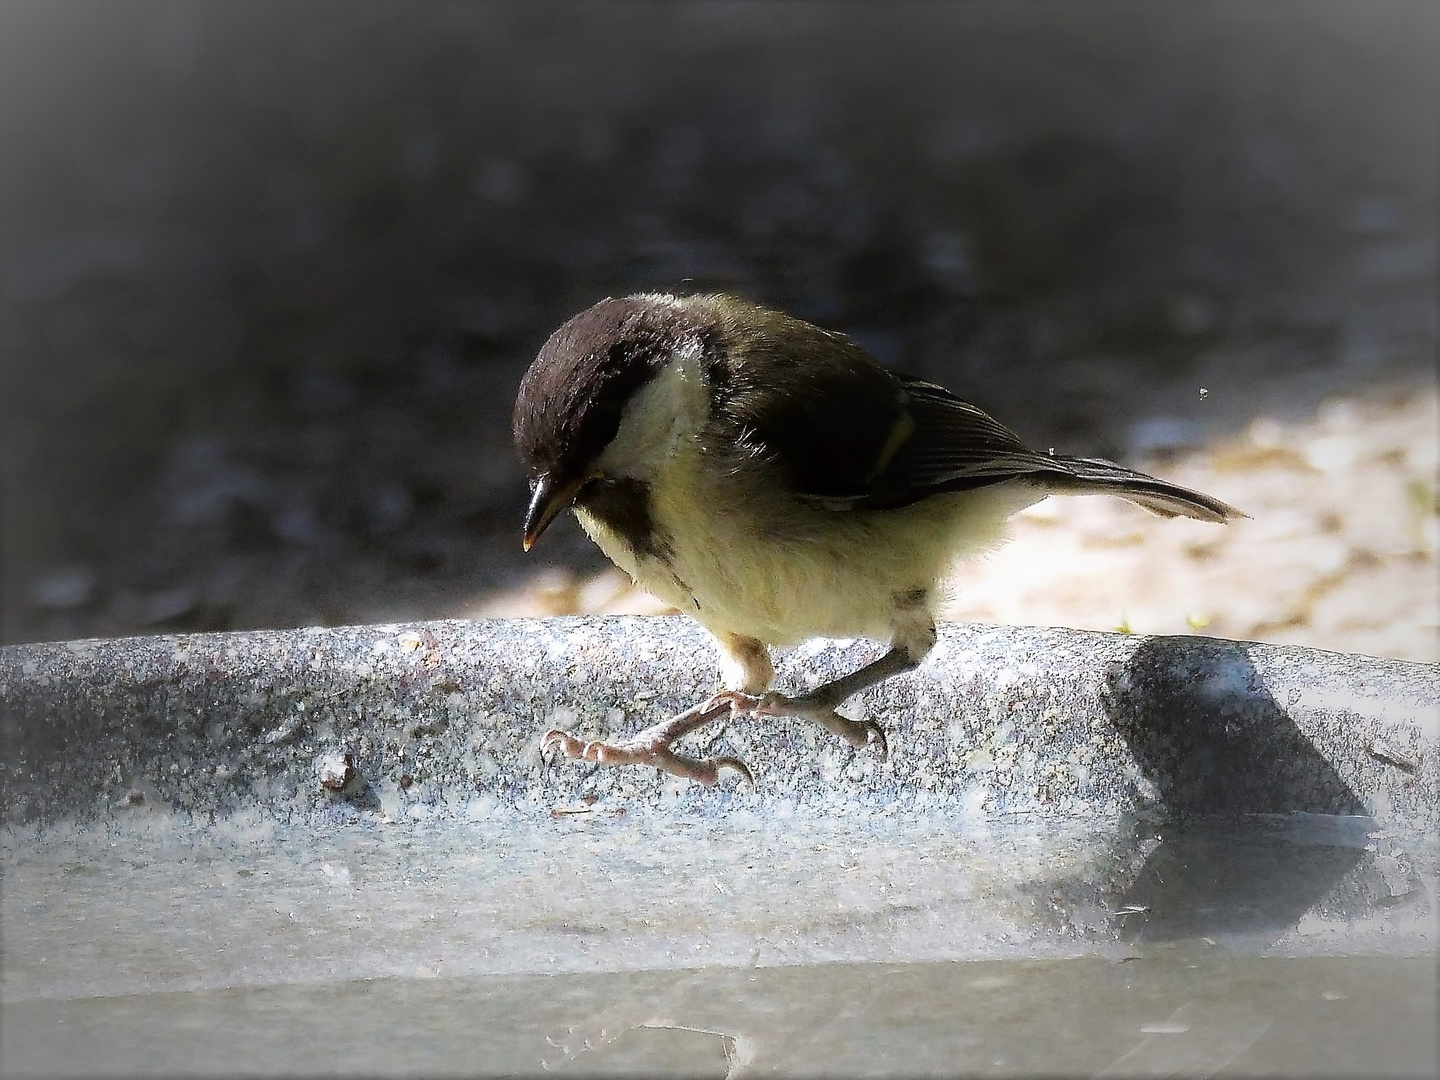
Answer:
1045;456;1245;524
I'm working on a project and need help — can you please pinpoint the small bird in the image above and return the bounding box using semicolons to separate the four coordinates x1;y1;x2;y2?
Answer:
513;292;1241;785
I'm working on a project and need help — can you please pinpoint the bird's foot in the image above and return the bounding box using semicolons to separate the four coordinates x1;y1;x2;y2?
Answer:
707;690;889;760
541;724;752;787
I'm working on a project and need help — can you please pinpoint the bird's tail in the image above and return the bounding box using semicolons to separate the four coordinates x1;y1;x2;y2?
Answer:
1044;456;1245;523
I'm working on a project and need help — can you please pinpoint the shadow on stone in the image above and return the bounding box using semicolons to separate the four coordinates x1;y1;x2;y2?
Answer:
1102;635;1366;818
1115;821;1368;943
1102;636;1369;941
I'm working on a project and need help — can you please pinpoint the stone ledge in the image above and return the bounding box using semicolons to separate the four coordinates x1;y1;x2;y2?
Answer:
1;617;1434;829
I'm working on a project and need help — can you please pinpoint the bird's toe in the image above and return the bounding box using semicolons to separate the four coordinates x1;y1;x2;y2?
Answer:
752;691;793;717
541;728;583;759
703;689;765;716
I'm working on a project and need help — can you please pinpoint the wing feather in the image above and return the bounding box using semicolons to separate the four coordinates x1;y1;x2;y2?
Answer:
703;304;1239;522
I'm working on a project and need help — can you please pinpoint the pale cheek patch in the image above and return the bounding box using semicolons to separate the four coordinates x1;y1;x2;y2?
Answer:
597;347;708;475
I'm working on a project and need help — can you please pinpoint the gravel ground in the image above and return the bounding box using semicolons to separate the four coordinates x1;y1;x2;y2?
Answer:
477;384;1439;664
5;3;1435;659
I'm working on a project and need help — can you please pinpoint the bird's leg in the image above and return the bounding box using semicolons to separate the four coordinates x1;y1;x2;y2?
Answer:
717;619;938;760
542;697;752;786
542;632;771;786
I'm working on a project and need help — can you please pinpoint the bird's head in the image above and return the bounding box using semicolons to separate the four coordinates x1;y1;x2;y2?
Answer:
512;294;706;550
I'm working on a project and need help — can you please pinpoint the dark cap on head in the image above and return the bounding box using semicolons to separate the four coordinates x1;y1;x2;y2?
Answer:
513;294;704;548
513;295;703;480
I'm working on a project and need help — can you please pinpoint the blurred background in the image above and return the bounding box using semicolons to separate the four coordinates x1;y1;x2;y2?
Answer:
2;1;1435;659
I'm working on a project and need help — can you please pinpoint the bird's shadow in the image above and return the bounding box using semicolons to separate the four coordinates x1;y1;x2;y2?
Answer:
1099;636;1368;941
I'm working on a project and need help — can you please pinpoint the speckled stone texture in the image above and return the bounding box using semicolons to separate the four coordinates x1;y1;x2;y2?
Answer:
1;618;1433;830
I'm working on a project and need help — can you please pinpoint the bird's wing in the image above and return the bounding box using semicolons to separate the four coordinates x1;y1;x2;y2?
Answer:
714;329;1241;521
864;378;1059;503
710;325;915;504
870;378;1242;521
712;325;1058;510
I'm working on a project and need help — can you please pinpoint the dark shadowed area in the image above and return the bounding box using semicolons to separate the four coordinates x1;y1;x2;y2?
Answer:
1;1;1434;644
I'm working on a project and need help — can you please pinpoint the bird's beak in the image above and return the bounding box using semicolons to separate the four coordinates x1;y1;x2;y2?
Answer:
522;474;586;552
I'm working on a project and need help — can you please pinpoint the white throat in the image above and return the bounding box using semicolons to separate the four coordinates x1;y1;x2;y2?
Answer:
594;342;709;479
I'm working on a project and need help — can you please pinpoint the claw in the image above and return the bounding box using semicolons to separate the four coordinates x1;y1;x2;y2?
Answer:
713;755;755;787
862;719;889;761
674;750;754;787
541;728;585;761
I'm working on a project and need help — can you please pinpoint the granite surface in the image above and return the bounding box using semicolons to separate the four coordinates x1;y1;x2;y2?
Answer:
1;618;1433;830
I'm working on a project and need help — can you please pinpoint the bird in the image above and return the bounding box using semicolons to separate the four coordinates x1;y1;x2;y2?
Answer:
513;292;1242;785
